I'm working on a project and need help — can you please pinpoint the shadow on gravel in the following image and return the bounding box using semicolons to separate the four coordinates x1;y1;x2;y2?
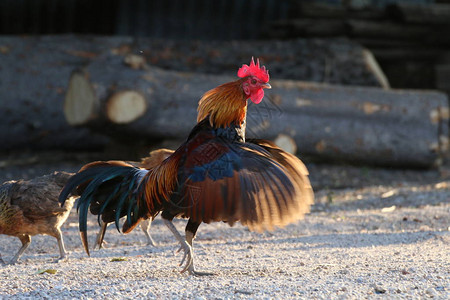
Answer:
295;231;444;249
223;230;443;250
312;186;449;213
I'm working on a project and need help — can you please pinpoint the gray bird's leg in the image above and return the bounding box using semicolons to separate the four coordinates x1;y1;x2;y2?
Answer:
140;219;157;247
54;228;68;262
11;235;31;264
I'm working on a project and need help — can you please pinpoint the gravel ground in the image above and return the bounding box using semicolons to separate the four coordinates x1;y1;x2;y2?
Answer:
0;160;449;299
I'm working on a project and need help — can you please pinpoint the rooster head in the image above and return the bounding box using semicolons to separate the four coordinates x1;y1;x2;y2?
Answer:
238;57;271;104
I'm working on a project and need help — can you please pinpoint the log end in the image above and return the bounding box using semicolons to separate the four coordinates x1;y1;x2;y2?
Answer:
362;49;390;89
64;70;99;125
274;134;297;154
124;54;147;70
106;91;147;124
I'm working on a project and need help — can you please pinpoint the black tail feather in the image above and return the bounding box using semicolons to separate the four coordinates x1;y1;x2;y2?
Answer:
58;162;149;255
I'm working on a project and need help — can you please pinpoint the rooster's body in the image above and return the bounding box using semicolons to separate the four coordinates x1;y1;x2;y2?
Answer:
0;172;76;264
60;59;313;275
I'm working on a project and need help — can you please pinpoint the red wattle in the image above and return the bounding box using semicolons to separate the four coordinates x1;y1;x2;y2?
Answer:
250;89;264;104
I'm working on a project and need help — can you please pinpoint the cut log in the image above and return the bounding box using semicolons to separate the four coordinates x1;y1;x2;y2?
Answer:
298;2;384;19
435;64;450;92
274;134;297;155
269;19;347;37
106;91;147;124
0;35;389;153
65;54;449;168
345;20;430;40
269;18;450;46
64;70;99;126
371;48;442;62
135;38;387;87
64;70;148;126
387;3;450;25
0;36;114;152
269;81;449;168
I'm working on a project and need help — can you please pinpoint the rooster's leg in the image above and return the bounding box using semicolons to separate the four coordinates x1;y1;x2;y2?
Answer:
185;219;214;276
162;218;194;273
140;219;157;247
185;219;199;246
10;235;31;264
54;228;68;262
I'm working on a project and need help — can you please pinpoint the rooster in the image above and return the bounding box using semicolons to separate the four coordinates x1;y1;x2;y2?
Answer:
60;58;314;275
0;172;76;264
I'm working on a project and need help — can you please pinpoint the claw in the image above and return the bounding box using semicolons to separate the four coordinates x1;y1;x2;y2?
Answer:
185;260;215;276
176;242;214;276
163;219;213;275
146;238;157;247
177;241;193;273
54;255;68;263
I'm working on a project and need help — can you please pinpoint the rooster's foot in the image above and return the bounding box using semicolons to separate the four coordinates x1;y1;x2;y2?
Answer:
175;245;214;276
53;254;68;263
146;236;158;247
188;266;215;276
176;241;193;273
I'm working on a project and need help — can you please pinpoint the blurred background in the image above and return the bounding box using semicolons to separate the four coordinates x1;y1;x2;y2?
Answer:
0;0;449;186
2;0;450;90
1;3;449;296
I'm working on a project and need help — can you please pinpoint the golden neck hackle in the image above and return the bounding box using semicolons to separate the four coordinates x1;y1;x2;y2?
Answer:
197;80;247;128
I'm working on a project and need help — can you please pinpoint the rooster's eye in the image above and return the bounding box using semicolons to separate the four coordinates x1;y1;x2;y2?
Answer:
251;79;257;84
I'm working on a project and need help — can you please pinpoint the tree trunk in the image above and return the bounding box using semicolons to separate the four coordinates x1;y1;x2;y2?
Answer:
65;54;449;168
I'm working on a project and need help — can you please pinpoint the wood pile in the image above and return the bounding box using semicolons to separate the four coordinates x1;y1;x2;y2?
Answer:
63;53;449;168
1;35;449;167
0;35;387;153
268;2;450;92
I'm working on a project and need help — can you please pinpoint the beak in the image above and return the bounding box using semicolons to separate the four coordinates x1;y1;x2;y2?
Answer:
261;83;271;89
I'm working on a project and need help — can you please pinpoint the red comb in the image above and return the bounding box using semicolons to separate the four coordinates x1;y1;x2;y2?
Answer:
237;57;269;83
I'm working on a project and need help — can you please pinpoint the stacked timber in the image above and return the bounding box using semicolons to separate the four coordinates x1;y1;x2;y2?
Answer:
269;2;450;92
0;35;387;153
64;53;449;168
1;35;448;167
